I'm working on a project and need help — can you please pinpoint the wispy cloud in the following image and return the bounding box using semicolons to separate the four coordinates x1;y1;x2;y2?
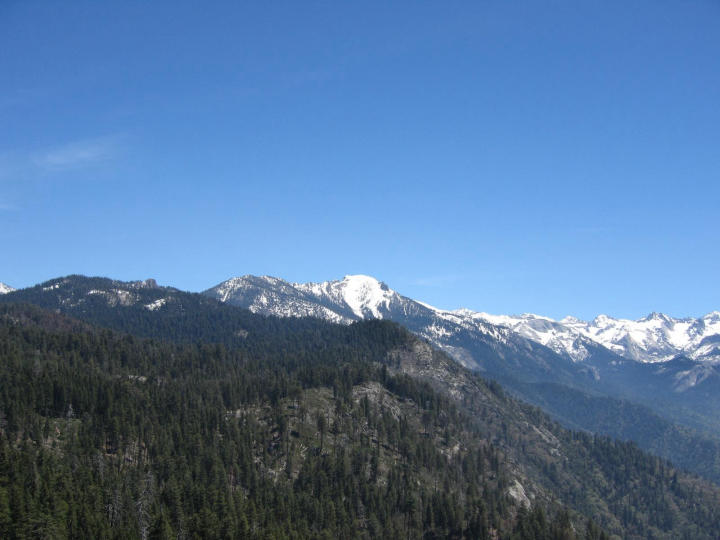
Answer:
35;136;120;172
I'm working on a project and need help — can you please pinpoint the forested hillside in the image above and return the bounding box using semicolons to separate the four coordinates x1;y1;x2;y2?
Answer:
6;275;720;487
201;274;720;482
0;304;581;538
2;284;720;538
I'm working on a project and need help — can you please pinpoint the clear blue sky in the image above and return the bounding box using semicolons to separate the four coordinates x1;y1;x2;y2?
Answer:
2;1;719;320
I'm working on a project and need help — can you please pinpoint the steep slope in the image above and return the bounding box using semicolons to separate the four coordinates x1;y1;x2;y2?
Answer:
3;301;720;538
206;275;598;382
204;275;720;475
204;275;720;409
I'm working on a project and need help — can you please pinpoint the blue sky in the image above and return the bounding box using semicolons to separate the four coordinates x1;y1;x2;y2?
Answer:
1;1;719;320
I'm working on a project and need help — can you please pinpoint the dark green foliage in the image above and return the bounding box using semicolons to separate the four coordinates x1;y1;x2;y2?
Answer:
0;275;351;350
0;304;530;538
6;275;720;487
2;289;720;538
509;379;720;484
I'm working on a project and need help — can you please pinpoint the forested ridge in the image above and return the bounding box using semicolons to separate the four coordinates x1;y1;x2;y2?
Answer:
1;280;720;538
0;304;579;538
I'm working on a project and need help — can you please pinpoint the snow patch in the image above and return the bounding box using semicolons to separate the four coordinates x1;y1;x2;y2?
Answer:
337;275;393;319
144;298;167;311
0;282;15;294
466;309;720;364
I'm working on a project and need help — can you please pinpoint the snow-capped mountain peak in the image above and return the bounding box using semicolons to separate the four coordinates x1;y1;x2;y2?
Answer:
0;282;15;295
207;274;409;324
291;274;405;321
206;273;720;367
204;274;561;372
640;312;673;323
473;310;720;364
592;314;612;325
333;274;395;319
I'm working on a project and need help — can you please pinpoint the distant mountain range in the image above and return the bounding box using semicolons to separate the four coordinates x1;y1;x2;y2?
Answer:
207;274;720;366
478;310;720;364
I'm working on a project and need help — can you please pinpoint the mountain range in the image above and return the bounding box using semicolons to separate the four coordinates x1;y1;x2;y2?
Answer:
207;274;720;366
4;274;720;484
477;310;720;365
204;276;720;398
4;274;720;538
202;274;720;476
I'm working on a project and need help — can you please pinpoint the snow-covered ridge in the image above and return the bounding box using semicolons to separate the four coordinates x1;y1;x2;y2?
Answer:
0;282;15;295
207;274;719;366
205;274;527;372
209;274;405;323
295;274;399;319
469;310;720;364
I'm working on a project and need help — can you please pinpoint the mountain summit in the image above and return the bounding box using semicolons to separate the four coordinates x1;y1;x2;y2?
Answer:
207;274;419;325
205;274;603;381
